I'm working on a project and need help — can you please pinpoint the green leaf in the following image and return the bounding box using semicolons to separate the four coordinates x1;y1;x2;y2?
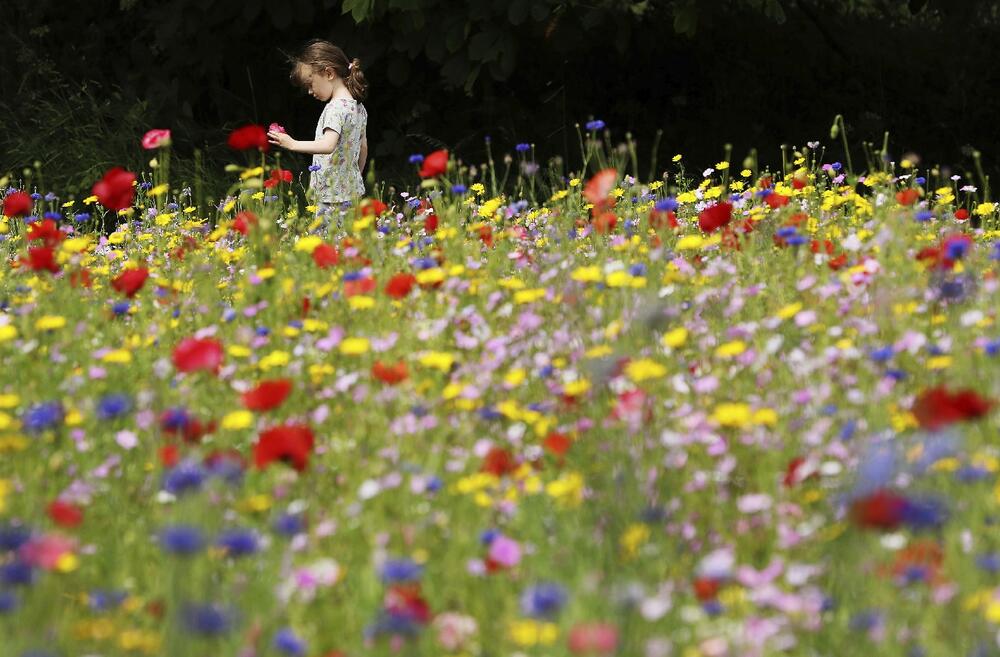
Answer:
673;4;697;36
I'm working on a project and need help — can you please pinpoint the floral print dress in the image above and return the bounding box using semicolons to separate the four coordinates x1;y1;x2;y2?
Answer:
311;97;366;205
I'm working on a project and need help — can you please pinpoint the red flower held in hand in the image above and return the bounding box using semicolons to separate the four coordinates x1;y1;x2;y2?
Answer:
228;124;270;152
384;273;416;299
312;243;339;268
172;337;224;374
27;219;64;247
418;150;448;178
241;379;293;411
111;267;150;298
371;360;408;384
48;499;84;528
698;202;733;233
92;167;137;211
3;191;33;217
912;386;993;430
253;423;315;471
263;168;293;188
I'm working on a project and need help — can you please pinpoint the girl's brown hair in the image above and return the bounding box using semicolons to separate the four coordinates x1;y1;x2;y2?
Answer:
289;39;368;101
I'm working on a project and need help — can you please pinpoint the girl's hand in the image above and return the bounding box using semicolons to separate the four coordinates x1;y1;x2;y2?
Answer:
268;131;295;150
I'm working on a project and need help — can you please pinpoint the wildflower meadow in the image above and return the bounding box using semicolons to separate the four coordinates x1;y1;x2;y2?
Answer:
1;120;999;657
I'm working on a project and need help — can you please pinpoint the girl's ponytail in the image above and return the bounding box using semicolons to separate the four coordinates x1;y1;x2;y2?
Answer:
289;40;368;101
345;58;368;101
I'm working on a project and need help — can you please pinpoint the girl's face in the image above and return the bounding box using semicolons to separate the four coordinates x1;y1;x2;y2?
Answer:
306;67;336;102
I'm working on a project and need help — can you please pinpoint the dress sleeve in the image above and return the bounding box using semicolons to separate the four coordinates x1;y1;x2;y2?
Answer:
320;103;346;135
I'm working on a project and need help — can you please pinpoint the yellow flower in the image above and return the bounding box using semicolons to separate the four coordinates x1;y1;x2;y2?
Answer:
712;402;752;428
339;338;371;355
571;265;602;283
563;379;590;396
149;183;169;197
348;295;376;310
416;268;445;286
714;340;746;358
221;410;254;430
672;154;682;162
661;327;688;348
294;236;323;253
102;349;133;364
0;394;19;409
513;288;546;304
568;178;581;187
418;351;455;371
752;408;778;426
509;619;559;646
35;315;67;331
478;197;503;218
227;345;252;358
620;522;650;558
927;355;952;370
675;235;703;250
504;368;527;387
624;358;667;382
975;202;995;216
546;471;584;507
258;350;290;369
715;161;730;170
0;325;17;342
776;302;802;320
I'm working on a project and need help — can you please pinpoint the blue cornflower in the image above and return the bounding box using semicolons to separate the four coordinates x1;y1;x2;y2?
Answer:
364;612;421;639
585;120;605;131
776;226;798;239
849;609;882;632
412;257;438;270
946;239;970;261
0;590;17;614
273;513;305;537
425;476;443;493
160;408;191;432
914;210;933;222
43;192;57;202
976;553;1000;573
629;263;647;277
159;525;205;555
163;461;207;495
406;197;422;209
380;558;422;584
515;143;530;152
112;300;131;316
96;393;132;420
342;271;363;282
990;242;1000;261
869;346;894;362
786;235;808;246
216;529;259;557
956;465;991;483
451;184;467;194
703;600;723;616
886;368;907;381
901;496;948;530
73;213;91;222
0;560;34;587
288;319;304;329
915;177;926;184
0;524;31;552
655;198;678;212
138;181;153;191
30;192;42;200
166;202;179;211
88;590;127;612
838;420;857;441
985;340;1000;357
255;326;270;336
831;162;843;171
308;164;322;172
183;602;233;636
520;582;567;619
274;628;307;656
854;442;897;496
43;211;61;221
408;154;424;164
22;402;64;434
480;528;500;545
478;406;503;421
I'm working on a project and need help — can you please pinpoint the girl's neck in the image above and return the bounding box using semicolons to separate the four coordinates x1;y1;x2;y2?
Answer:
329;78;353;101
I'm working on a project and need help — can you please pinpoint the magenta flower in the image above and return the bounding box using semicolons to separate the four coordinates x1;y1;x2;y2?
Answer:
141;128;172;150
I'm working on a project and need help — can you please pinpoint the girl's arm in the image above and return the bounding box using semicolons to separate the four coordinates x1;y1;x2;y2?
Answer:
268;129;339;155
358;131;368;172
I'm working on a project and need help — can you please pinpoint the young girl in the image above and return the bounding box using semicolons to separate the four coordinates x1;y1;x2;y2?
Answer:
267;40;368;221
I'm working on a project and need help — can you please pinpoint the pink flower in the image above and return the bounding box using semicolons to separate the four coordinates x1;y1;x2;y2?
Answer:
19;534;76;570
268;122;287;134
568;623;618;654
141;129;172;150
487;535;521;568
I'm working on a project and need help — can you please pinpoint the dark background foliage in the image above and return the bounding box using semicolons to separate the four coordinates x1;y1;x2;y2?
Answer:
2;0;999;198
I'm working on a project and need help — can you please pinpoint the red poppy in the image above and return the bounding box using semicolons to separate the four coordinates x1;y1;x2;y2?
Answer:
27;219;64;246
22;246;60;273
648;208;678;231
344;276;376;297
419;150;449;178
203;448;248;474
312;243;339;268
697;202;733;233
954;208;969;221
172;337;224;374
2;191;33;217
241;379;293;411
850;489;908;530
47;500;83;528
227;124;270;152
92;167;137;211
765;193;790;209
385;583;432;624
692;577;720;601
592;211;617;234
478;225;494;248
481;446;518;477
828;253;848;270
232;211;258;236
385;273;416;299
583;168;617;210
253;423;315;471
424;213;438;233
783;456;819;487
791;171;809;189
912;386;992;430
568;623;619;655
758;176;772;189
263;168;293;188
111;267;150;298
360;198;387;217
810;239;834;255
543;431;572;457
159;444;180;467
371;360;408;384
69;268;93;288
896;188;920;206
